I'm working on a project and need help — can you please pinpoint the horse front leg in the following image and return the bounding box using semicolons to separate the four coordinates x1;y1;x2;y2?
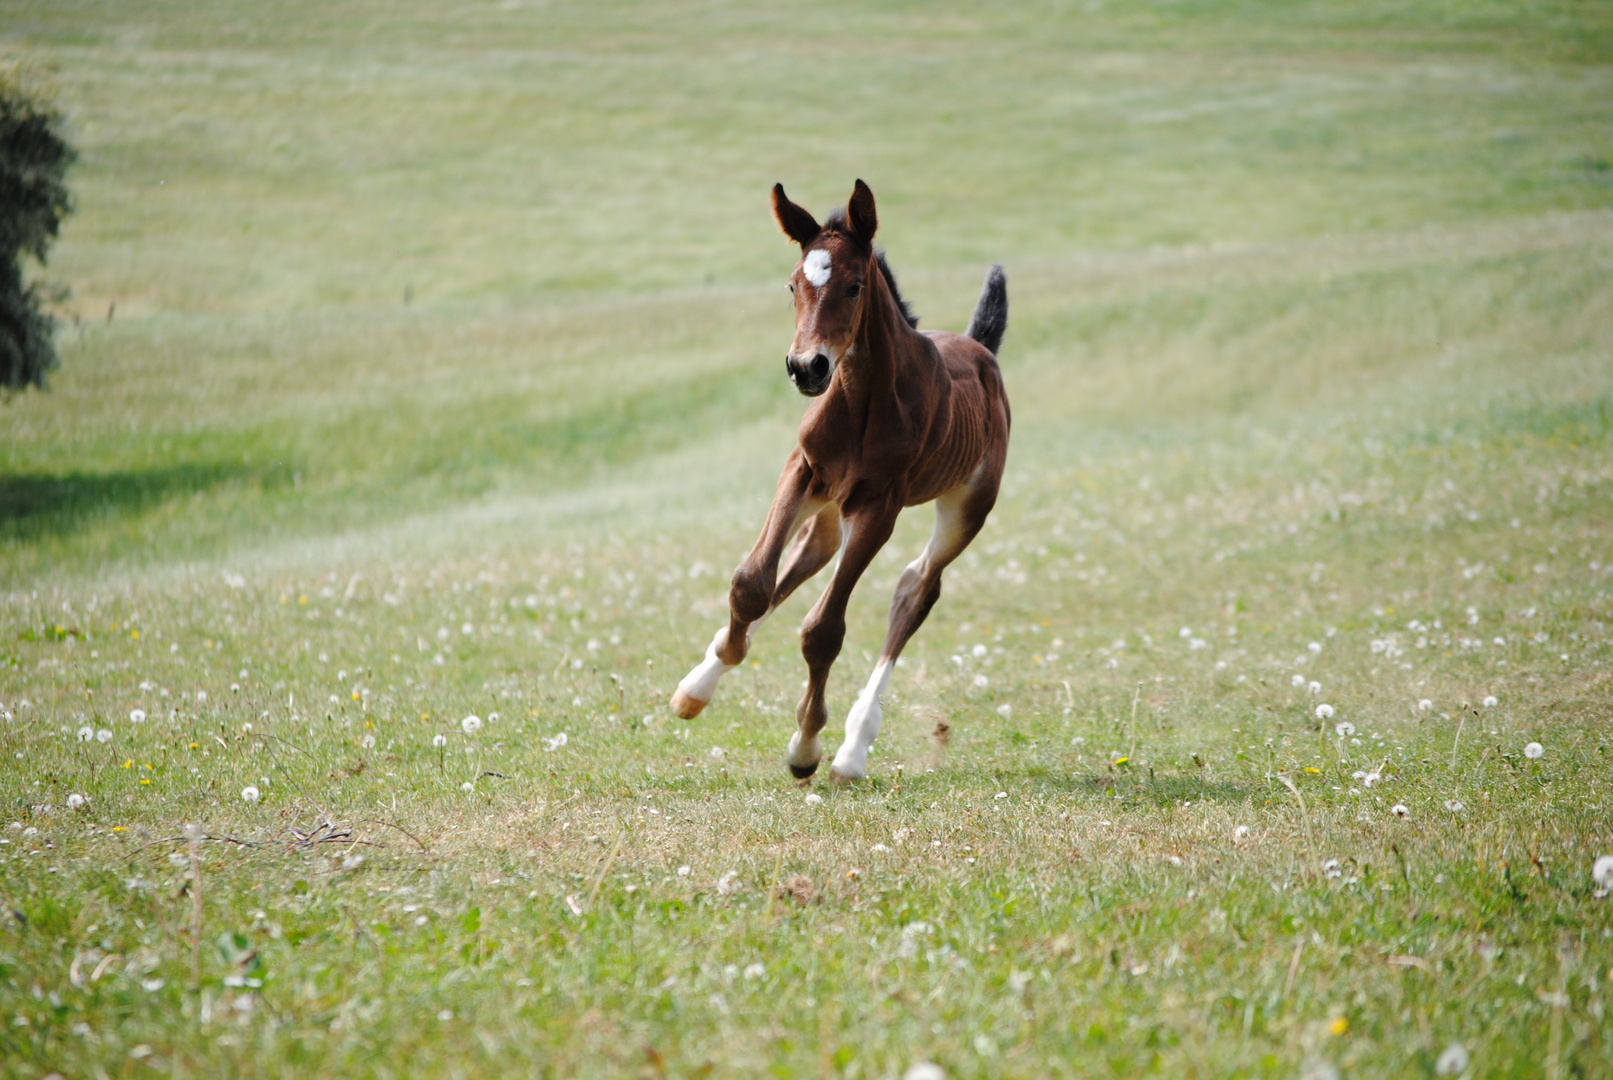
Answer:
671;453;819;719
787;497;900;778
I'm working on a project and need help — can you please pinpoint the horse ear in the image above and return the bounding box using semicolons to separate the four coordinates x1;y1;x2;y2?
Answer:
846;179;878;245
772;184;820;247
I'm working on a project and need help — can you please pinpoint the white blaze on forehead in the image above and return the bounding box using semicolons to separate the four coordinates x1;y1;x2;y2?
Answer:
802;248;832;288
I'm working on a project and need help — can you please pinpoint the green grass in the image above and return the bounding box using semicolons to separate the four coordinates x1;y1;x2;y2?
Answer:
3;1;1613;1077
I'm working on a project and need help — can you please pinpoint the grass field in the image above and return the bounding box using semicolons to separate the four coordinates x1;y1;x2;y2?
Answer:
4;1;1613;1077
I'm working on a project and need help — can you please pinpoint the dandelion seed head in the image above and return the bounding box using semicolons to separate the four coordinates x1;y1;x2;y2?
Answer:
708;746;725;759
1291;674;1305;687
1392;804;1410;818
1308;681;1321;694
96;729;113;744
1435;1043;1470;1076
432;734;447;748
1445;799;1465;812
1482;695;1498;708
460;781;474;792
1233;825;1251;843
1418;699;1432;712
804;793;823;806
971;643;987;658
1335;721;1355;738
129;709;146;724
677;865;691;876
77;726;93;742
903;1064;946;1080
461;715;482;734
995;703;1012;718
743;962;764;979
1592;855;1613;889
1524;742;1543;760
241;786;260;803
66;793;86;809
973;674;989;687
361;734;376;749
1316;704;1335;720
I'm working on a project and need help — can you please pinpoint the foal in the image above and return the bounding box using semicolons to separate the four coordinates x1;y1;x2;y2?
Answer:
671;179;1010;781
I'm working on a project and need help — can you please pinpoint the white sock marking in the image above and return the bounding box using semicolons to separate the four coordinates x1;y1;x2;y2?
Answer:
677;628;734;704
803;248;832;287
831;658;893;779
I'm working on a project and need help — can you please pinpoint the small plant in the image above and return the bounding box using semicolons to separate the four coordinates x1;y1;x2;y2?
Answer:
0;61;75;392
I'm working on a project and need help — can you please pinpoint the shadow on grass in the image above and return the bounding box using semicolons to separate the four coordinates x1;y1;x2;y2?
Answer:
0;462;278;541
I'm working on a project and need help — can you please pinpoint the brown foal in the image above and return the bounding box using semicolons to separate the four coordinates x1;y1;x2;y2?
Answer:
670;179;1011;781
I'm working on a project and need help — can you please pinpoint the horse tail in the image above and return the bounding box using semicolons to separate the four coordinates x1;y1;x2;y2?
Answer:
964;264;1007;356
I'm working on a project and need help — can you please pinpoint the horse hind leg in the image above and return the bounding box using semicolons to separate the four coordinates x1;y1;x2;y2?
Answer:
828;480;993;780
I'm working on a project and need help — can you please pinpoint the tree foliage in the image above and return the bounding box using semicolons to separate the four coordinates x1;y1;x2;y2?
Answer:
0;64;75;392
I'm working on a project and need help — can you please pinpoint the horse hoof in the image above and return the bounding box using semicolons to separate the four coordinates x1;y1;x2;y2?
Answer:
670;689;707;719
788;761;819;780
827;768;860;784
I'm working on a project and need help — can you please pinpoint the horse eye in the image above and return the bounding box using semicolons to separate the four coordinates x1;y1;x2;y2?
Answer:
847;282;862;299
787;282;795;294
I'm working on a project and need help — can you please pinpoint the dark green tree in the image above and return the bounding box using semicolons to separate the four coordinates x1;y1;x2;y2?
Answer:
0;65;75;392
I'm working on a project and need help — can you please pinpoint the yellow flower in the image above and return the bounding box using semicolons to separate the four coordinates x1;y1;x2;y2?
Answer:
299;596;308;605
189;742;199;749
1305;767;1321;774
113;826;126;832
1114;756;1129;766
1330;1017;1349;1036
139;778;151;786
130;629;139;640
122;759;133;769
352;692;360;701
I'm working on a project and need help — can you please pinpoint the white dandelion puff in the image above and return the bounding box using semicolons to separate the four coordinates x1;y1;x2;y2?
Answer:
995;703;1012;718
708;746;725;759
973;674;989;688
432;734;447;748
1308;641;1322;654
1392;804;1410;818
66;793;86;810
743;962;764;980
1417;699;1432;712
1435;1043;1469;1076
1291;674;1305;687
77;726;93;742
460;781;474;792
461;715;482;735
871;843;890;853
1233;825;1251;843
903;1064;946;1080
677;865;691;877
1316;704;1335;720
96;729;113;744
1592;855;1613;889
544;732;569;752
129;709;146;724
971;643;988;658
804;793;823;806
1482;695;1498;708
361;734;376;749
1335;721;1355;738
1308;681;1321;694
1524;742;1543;760
241;786;260;803
1445;799;1464;812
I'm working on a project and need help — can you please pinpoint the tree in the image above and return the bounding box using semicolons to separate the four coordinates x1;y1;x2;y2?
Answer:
0;63;75;393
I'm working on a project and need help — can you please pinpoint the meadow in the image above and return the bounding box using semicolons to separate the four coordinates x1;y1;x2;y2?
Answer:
3;1;1612;1076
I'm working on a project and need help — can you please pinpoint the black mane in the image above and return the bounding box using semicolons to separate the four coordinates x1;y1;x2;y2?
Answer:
875;250;919;329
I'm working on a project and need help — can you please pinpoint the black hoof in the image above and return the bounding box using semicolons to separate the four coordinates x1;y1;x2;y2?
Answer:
789;761;819;780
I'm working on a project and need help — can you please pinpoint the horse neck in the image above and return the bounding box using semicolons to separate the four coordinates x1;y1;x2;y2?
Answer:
838;253;911;425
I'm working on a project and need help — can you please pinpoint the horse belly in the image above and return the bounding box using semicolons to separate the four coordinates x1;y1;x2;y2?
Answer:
904;380;990;506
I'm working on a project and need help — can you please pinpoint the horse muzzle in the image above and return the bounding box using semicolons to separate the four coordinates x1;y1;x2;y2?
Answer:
786;351;833;397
